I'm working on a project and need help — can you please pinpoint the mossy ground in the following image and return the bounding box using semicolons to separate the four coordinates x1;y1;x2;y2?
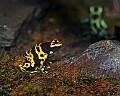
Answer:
0;47;120;96
0;1;120;95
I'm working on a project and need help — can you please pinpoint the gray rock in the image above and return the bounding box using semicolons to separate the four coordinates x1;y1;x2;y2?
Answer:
0;0;49;48
0;25;14;47
81;40;120;78
0;1;35;47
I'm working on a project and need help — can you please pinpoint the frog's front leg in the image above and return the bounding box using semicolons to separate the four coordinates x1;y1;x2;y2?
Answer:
19;64;26;72
40;67;45;73
19;62;31;72
40;61;52;74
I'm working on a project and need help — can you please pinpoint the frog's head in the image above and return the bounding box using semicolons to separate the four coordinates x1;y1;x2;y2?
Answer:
49;39;62;54
89;5;103;18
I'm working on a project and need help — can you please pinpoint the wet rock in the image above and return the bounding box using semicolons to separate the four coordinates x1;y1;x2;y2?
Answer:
79;40;120;78
0;25;14;47
0;0;49;48
83;40;120;70
49;40;120;79
17;5;49;44
0;1;35;47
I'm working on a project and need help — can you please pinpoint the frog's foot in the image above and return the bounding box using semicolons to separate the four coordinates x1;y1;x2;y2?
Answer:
40;67;45;73
19;64;26;72
40;67;49;74
45;62;52;69
47;66;50;69
30;71;38;74
44;70;48;74
49;61;52;64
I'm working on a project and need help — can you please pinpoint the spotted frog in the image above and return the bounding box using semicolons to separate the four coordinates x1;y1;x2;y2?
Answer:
19;39;62;73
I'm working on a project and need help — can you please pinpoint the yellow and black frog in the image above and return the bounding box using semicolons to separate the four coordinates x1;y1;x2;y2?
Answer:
19;39;62;74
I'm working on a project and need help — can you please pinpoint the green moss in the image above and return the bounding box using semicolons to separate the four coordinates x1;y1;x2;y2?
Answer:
1;47;120;95
10;83;47;96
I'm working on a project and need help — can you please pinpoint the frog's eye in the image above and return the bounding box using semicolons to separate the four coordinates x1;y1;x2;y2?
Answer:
53;39;59;44
50;39;62;48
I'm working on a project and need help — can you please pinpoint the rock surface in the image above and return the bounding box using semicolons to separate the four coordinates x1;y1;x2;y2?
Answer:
0;1;35;47
0;0;49;47
49;40;120;79
81;40;120;78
